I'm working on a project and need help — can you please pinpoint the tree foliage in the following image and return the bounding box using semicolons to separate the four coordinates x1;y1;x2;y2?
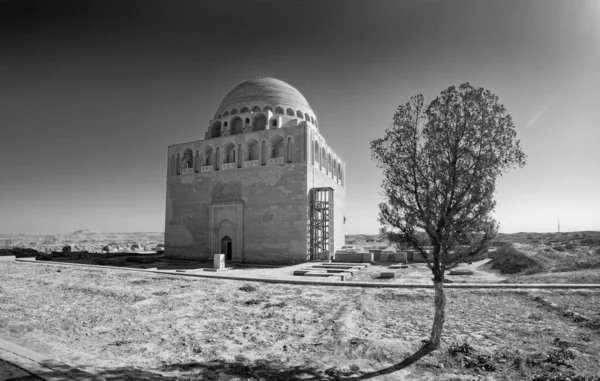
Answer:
371;83;526;350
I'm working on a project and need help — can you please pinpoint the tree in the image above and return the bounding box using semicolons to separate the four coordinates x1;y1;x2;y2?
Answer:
370;83;526;352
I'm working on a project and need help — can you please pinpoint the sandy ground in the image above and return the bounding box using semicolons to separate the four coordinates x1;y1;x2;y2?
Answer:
1;261;600;380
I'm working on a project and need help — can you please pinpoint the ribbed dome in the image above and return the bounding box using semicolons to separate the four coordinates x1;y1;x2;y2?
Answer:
214;77;315;119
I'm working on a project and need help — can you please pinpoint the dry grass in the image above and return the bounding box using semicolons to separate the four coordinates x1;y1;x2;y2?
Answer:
1;261;599;380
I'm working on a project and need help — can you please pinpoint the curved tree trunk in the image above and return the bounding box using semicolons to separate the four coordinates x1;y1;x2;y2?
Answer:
429;279;446;349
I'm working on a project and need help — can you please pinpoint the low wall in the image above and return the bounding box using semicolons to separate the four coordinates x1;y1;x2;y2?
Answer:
334;252;372;263
413;251;433;262
392;252;407;262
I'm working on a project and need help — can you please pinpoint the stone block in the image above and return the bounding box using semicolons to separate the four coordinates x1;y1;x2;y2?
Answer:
393;252;407;262
362;252;373;263
380;271;396;278
214;254;225;269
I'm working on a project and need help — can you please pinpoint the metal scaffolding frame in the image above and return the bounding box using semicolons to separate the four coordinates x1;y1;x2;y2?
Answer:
309;187;334;261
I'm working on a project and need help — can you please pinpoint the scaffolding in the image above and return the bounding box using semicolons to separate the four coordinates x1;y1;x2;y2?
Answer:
309;187;334;261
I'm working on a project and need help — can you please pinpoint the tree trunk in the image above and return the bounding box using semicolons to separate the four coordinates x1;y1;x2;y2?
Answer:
429;279;446;350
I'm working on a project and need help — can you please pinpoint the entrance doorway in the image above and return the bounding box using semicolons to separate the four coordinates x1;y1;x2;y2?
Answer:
221;236;232;260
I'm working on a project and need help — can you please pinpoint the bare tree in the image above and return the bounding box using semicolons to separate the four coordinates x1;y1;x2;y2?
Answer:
370;83;526;352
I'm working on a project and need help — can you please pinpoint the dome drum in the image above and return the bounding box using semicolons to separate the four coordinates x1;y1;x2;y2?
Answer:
207;78;318;139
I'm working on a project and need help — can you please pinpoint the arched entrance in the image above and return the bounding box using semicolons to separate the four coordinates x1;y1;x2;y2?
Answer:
221;236;232;260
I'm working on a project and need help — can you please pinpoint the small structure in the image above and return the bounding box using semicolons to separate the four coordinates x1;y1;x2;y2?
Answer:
214;254;225;270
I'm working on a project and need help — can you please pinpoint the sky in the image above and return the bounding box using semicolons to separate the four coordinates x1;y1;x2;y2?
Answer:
0;0;599;235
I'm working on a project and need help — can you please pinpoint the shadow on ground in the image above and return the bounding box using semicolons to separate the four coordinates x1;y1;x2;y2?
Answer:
93;345;431;380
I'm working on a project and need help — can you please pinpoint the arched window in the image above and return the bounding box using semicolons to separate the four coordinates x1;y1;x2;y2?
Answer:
245;117;250;125
224;142;236;164
275;106;284;115
314;142;320;166
246;139;259;161
287;137;293;163
223;121;228;127
320;148;324;170
210;121;222;138
252;113;267;132
237;143;243;168
270;135;284;159
286;108;294;116
263;105;273;113
339;163;343;184
251;105;261;112
223;110;229;116
215;146;220;170
240;106;249;113
304;113;310;121
230;108;238;115
296;110;303;118
311;116;315;124
261;140;267;165
231;117;243;135
271;119;278;127
204;146;213;166
328;153;332;173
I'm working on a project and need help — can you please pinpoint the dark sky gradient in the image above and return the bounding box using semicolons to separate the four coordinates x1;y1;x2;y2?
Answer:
1;0;599;234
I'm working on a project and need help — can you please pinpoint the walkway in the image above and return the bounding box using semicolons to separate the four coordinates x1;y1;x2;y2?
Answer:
13;257;600;289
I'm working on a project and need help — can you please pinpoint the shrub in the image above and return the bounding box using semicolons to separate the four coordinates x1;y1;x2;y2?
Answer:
264;301;286;308
448;341;474;356
554;246;565;252
239;285;258;292
565;243;574;250
244;299;261;306
553;338;570;349
529;313;544;321
545;348;575;367
463;354;496;371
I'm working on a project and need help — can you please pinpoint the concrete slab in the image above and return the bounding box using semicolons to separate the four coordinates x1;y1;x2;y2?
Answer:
449;269;475;275
332;262;371;267
308;267;359;274
300;268;353;277
389;264;409;269
311;265;364;271
380;271;396;278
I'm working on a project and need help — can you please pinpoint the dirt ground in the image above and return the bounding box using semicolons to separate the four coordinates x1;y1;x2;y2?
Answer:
1;261;599;380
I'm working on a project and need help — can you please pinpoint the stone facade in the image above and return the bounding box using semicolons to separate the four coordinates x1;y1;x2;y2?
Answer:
165;78;346;264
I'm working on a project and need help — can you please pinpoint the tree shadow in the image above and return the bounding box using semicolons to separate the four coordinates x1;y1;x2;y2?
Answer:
342;344;433;380
91;344;433;380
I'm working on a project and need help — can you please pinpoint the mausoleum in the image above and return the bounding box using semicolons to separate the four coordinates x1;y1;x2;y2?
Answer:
165;77;346;264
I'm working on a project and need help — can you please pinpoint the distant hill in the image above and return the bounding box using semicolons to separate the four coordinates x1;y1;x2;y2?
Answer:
0;230;164;252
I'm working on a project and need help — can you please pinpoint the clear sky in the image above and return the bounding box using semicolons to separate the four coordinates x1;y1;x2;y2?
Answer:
1;0;599;235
